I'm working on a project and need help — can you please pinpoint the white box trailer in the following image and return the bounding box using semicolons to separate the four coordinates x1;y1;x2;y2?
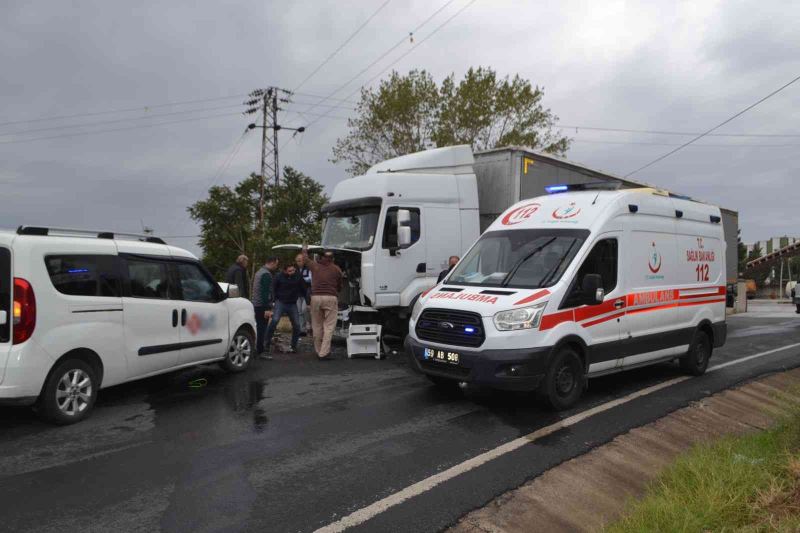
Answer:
473;147;739;283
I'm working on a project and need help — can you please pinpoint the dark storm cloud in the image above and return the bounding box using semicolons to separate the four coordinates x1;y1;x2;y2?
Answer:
1;0;798;255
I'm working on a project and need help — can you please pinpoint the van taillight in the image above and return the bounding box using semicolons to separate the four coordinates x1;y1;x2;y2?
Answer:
13;278;36;344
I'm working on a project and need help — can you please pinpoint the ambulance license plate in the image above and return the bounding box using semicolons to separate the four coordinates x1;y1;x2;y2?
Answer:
424;347;460;365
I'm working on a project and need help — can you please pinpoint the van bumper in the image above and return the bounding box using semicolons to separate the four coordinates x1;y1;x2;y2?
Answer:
404;336;550;391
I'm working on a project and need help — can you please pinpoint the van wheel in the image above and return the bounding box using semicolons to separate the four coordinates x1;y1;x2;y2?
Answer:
221;328;254;373
38;359;98;425
680;330;711;376
542;346;585;410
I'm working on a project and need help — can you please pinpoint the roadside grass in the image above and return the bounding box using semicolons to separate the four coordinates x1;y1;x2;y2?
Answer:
606;402;800;532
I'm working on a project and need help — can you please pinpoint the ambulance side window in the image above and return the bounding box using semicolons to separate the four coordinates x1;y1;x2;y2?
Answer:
563;238;618;308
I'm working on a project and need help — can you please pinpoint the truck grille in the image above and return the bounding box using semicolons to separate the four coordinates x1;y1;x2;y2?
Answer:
415;308;485;348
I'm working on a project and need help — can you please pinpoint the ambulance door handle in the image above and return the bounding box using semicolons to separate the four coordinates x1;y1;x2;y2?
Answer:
614;300;624;309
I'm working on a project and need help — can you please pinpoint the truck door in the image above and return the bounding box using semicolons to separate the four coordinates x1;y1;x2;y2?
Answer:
374;206;426;307
0;246;11;385
172;261;229;364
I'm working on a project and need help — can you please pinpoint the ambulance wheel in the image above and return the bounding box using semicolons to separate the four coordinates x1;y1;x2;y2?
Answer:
680;330;711;376
542;346;585;410
796;305;800;314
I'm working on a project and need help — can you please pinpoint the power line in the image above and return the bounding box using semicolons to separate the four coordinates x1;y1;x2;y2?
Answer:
285;99;357;111
624;72;800;177
305;0;478;130
298;0;461;118
0;111;243;145
0;103;243;138
558;124;800;138
291;0;392;93
0;93;249;128
572;138;800;147
290;91;359;105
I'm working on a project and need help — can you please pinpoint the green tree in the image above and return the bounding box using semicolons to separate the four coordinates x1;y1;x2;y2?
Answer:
737;229;748;276
331;67;570;176
188;167;328;279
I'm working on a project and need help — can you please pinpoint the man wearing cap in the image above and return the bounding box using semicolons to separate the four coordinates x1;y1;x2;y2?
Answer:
301;246;342;360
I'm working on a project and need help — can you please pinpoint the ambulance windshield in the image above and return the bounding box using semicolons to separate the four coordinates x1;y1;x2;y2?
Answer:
446;229;589;289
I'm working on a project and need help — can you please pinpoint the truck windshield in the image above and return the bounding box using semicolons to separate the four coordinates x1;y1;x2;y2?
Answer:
446;229;589;289
321;207;380;251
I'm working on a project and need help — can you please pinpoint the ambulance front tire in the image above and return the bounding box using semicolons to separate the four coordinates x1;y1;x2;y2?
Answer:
542;346;585;410
796;304;800;314
680;330;711;376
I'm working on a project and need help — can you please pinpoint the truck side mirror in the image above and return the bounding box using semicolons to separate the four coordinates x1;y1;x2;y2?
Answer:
582;274;604;305
0;310;6;326
396;209;412;249
227;284;241;299
397;226;412;248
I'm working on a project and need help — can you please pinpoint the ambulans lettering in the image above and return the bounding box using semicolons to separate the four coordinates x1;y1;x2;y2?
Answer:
431;292;498;304
630;289;677;307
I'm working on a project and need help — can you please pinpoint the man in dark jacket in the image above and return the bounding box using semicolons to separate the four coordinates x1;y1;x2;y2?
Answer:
264;264;308;353
225;254;250;300
437;255;460;283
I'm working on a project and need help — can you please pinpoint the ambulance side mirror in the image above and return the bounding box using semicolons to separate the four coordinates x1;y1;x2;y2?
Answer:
0;310;6;326
582;274;604;305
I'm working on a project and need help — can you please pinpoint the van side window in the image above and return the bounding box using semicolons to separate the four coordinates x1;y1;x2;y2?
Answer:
382;207;421;249
45;255;121;297
176;263;219;302
126;258;171;299
0;248;10;342
563;239;618;308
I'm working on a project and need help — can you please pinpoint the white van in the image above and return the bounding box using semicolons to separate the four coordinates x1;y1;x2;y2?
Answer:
0;227;256;424
406;184;727;409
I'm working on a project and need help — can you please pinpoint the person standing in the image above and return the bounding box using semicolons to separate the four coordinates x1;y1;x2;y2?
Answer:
302;246;342;360
226;254;250;300
437;255;460;283
295;253;312;336
252;256;279;359
264;264;307;353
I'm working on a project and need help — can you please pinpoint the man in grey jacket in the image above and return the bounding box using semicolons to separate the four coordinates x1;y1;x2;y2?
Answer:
252;256;279;358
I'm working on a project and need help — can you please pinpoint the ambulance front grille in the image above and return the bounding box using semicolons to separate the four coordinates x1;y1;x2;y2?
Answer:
415;308;485;348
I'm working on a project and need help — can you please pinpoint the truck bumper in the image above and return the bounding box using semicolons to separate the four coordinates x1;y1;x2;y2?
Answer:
404;335;550;392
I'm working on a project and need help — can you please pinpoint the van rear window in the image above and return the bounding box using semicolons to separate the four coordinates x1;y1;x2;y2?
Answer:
0;248;9;342
45;255;121;298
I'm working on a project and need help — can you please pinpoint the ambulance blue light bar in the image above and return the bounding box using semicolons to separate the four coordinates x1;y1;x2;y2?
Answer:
545;182;622;194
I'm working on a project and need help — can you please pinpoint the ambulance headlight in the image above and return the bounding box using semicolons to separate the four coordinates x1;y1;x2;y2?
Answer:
493;303;546;331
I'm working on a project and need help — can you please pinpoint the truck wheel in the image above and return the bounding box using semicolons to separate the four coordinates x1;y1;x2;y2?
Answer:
220;328;254;373
542;346;585;410
38;359;98;425
680;330;711;376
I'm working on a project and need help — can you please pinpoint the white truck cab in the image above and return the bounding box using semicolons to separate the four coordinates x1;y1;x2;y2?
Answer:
0;226;256;424
405;184;727;409
306;146;480;332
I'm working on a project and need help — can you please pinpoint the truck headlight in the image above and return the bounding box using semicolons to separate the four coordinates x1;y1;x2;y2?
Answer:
493;303;547;331
411;296;424;322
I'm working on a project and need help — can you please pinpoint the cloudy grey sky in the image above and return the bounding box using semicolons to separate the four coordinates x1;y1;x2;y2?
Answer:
1;0;798;255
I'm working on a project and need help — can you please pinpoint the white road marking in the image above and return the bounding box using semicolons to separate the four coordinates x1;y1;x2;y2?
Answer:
314;341;800;532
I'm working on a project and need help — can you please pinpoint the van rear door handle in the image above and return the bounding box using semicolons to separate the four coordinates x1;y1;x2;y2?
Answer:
181;309;187;326
172;309;178;327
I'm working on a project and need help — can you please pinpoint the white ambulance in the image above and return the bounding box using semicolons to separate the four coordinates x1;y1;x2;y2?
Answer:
405;183;727;409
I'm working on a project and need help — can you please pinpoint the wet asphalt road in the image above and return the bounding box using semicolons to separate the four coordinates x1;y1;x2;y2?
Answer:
1;302;800;533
